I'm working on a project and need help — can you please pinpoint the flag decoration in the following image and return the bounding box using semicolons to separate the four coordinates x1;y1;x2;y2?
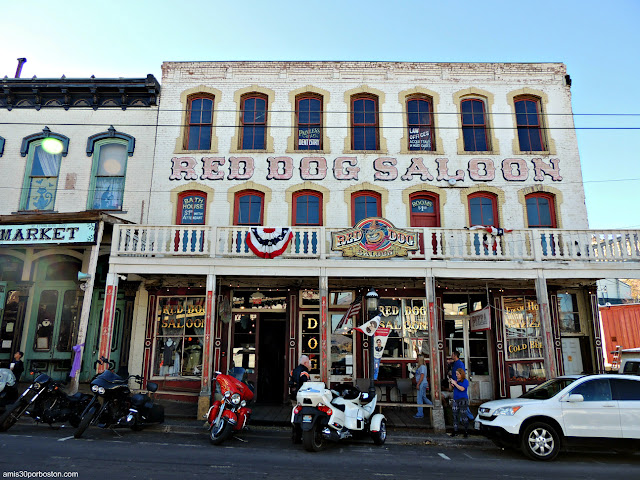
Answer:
355;315;381;336
246;227;293;259
468;225;513;236
334;295;362;335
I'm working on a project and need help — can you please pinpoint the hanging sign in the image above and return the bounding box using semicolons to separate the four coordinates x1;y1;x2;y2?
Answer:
331;218;419;259
470;306;491;332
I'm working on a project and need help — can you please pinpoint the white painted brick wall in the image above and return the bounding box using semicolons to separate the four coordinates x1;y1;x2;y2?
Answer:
151;61;588;230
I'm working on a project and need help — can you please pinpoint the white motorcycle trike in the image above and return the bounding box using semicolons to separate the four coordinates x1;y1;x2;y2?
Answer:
291;381;387;451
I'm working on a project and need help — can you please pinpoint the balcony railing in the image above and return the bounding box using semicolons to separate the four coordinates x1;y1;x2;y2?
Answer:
112;225;640;263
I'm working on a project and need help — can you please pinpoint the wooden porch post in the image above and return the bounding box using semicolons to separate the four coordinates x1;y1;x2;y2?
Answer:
198;273;216;419
425;272;445;432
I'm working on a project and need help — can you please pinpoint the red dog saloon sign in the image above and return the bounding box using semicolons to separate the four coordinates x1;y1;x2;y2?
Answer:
331;218;419;259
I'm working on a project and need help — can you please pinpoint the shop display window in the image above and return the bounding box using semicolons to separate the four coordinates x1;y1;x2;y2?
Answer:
507;361;545;384
329;291;355;306
299;289;320;308
153;296;205;378
232;290;287;310
232;313;256;375
376;298;429;360
503;296;544;361
331;313;353;376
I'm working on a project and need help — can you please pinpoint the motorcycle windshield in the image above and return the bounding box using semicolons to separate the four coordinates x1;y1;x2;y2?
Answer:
34;373;51;384
217;374;254;401
91;370;128;389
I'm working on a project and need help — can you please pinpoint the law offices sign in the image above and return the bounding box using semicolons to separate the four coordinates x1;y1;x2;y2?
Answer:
0;222;97;245
331;218;419;259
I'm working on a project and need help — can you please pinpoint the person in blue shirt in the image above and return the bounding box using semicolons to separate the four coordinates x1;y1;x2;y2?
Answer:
413;356;432;419
449;351;474;422
450;367;469;437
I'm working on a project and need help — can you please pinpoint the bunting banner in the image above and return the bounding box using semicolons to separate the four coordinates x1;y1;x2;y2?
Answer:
469;225;513;236
246;227;293;259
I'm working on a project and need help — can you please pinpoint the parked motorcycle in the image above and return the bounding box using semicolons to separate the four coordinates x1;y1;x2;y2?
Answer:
291;382;386;451
74;362;163;438
205;371;253;445
0;370;91;432
0;369;19;414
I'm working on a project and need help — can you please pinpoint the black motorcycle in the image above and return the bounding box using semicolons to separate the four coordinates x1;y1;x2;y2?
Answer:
0;371;91;432
74;364;163;438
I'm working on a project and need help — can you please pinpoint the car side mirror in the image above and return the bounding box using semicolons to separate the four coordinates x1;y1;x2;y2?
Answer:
567;394;584;402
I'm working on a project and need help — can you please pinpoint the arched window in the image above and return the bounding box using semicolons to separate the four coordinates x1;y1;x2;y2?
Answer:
240;94;268;150
515;96;545;151
177;190;207;225
21;140;63;211
352;191;381;225
409;192;440;227
186;95;214;150
526;193;556;228
407;97;435;151
234;190;264;225
89;140;128;210
461;98;489;151
351;94;379;150
296;95;322;151
293;190;322;226
468;192;498;227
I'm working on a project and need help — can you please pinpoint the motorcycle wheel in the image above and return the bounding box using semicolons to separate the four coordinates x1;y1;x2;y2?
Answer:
371;419;387;446
209;417;233;445
302;424;325;452
74;406;97;439
0;400;28;432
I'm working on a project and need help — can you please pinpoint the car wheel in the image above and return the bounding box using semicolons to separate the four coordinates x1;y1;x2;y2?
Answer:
521;422;561;461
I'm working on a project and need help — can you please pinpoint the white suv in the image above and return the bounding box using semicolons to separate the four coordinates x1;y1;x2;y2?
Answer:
475;374;640;461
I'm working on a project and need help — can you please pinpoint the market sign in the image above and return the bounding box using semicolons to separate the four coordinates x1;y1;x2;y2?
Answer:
0;222;97;245
331;217;419;259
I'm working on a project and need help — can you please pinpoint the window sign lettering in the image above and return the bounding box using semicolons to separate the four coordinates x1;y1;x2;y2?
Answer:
298;127;321;147
409;127;432;150
301;313;320;373
503;296;543;361
180;195;205;225
411;199;434;213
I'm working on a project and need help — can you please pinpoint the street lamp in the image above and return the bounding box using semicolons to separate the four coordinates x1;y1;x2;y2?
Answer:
365;287;379;397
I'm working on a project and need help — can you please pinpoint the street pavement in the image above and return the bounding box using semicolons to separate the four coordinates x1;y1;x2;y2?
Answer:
1;421;639;480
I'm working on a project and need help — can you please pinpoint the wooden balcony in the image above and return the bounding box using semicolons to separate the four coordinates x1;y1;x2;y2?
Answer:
111;225;640;264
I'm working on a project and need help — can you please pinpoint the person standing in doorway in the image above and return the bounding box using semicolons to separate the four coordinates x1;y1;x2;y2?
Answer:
449;350;475;422
290;355;312;444
413;356;432;418
450;368;469;437
10;351;24;382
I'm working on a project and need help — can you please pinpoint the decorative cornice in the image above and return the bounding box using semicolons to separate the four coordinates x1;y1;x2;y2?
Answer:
0;74;160;111
86;126;135;156
20;127;70;157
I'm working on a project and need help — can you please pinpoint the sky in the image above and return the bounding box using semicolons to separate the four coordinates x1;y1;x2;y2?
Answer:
1;0;638;230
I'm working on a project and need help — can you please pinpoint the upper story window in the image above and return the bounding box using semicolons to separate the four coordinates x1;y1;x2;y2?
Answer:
526;193;556;228
186;95;214;150
407;97;435;151
409;192;440;227
89;141;128;210
296;95;322;151
352;191;381;225
234;190;264;225
240;94;267;150
21;141;63;211
461;99;489;151
515;96;545;151
293;190;322;226
351;95;379;150
177;190;207;225
469;193;498;226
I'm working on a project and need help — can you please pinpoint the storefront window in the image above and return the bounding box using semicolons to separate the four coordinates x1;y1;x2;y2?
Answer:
232;313;256;373
330;291;354;306
558;293;582;334
232;290;287;310
331;313;353;376
503;296;543;361
153;296;205;378
34;291;57;351
376;298;429;360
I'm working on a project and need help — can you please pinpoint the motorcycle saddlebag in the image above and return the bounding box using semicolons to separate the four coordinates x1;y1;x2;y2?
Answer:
147;403;164;423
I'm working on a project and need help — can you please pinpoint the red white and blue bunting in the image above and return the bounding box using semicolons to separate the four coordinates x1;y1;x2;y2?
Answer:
246;227;293;259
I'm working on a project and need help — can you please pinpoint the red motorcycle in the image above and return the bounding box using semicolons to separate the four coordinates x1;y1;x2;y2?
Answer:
206;372;253;445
